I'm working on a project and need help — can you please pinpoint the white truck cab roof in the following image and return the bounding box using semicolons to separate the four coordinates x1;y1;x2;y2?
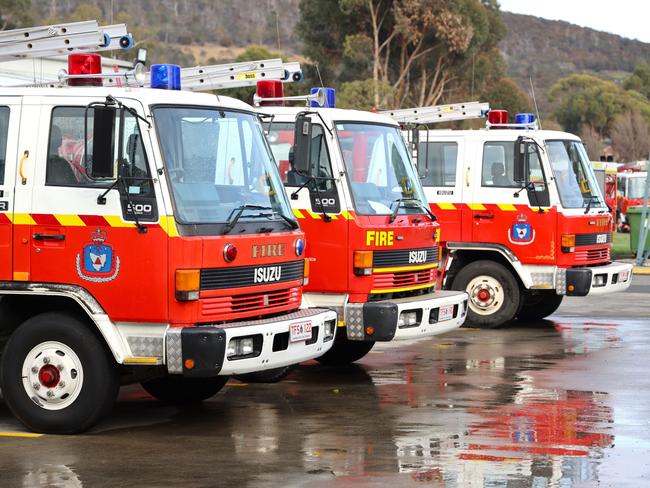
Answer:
258;105;400;127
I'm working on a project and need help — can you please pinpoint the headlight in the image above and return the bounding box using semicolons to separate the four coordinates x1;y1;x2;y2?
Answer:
398;310;419;328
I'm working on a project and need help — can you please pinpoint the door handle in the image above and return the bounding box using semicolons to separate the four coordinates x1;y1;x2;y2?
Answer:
33;233;65;241
473;214;494;219
19;150;29;185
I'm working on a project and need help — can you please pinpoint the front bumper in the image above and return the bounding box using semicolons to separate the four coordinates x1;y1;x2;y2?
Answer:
555;261;633;296
165;308;337;376
344;290;468;342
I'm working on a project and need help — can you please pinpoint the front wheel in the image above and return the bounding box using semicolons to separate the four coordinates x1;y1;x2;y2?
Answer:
141;375;229;403
451;260;521;328
316;327;374;366
0;312;119;434
517;291;563;321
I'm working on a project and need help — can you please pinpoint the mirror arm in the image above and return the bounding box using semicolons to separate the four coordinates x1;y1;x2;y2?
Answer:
97;178;120;205
297;110;333;137
105;95;151;128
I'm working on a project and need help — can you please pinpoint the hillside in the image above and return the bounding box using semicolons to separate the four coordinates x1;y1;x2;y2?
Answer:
500;12;650;112
25;2;650;114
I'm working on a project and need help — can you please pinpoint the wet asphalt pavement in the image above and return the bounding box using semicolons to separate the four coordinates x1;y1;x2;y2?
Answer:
1;278;650;487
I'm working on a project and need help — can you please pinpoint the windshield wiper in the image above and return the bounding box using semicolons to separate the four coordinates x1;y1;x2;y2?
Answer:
583;195;601;214
223;204;298;234
389;198;437;223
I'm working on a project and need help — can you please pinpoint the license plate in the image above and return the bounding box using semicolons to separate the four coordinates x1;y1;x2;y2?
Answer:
290;321;312;342
596;233;608;244
618;269;630;283
438;304;455;322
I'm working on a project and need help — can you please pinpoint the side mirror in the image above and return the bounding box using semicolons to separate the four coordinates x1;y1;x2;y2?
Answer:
513;136;526;183
293;113;312;175
88;105;117;178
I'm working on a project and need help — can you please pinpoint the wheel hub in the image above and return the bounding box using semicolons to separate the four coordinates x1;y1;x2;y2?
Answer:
38;364;60;388
22;341;84;411
466;275;505;316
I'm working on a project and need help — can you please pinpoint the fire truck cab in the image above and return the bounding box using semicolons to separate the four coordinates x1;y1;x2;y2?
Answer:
259;90;467;365
616;170;647;232
0;61;336;433
415;112;633;327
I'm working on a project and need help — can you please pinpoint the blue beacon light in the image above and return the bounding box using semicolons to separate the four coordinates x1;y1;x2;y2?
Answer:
514;113;536;126
310;87;336;108
150;64;181;90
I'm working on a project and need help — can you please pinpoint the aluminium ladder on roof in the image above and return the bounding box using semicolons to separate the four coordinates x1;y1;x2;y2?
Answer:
0;21;131;62
381;101;490;125
179;59;303;91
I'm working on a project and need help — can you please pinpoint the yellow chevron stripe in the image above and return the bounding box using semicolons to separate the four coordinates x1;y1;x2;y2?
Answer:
341;210;355;220
54;214;85;226
292;208;306;219
159;216;179;237
437;203;456;210
305;209;322;220
103;215;136;228
497;203;517;211
13;213;35;225
467;203;486;211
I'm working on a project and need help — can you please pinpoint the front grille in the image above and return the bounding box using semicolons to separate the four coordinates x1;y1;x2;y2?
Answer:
201;286;301;317
575;247;610;263
372;267;436;290
373;247;438;268
575;233;611;246
200;260;303;290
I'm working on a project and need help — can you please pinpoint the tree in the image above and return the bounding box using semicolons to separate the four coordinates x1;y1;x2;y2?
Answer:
624;62;650;100
0;0;31;29
549;74;650;135
337;79;397;110
297;0;507;109
611;111;650;162
579;125;602;161
480;77;530;115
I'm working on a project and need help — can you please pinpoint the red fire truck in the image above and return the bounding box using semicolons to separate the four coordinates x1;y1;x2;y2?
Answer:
390;105;633;328
256;82;468;365
0;25;335;433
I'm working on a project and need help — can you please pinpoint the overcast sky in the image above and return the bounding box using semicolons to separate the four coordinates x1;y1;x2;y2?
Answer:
499;0;650;43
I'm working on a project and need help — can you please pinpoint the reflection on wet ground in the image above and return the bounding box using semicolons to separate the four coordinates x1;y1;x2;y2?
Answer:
1;316;650;487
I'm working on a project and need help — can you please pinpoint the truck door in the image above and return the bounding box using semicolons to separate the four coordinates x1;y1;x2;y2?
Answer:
417;134;466;242
20;97;168;322
470;139;556;264
0;97;21;281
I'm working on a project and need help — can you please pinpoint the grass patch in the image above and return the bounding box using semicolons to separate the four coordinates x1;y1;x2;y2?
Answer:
612;231;633;259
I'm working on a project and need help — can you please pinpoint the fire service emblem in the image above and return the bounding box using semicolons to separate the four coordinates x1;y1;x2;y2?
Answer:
75;228;121;283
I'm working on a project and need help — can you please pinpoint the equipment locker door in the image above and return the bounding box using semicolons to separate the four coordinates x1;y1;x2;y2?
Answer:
20;96;168;322
417;134;467;242
470;138;556;263
0;97;21;281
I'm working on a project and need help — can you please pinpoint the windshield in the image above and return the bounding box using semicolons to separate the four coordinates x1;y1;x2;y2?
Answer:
335;122;428;216
627;176;648;199
546;140;605;209
153;107;292;226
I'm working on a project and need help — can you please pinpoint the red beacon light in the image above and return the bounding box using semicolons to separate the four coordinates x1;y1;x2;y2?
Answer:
67;53;103;86
254;80;284;106
487;109;508;128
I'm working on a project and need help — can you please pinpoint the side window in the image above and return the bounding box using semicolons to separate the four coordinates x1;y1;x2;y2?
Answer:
482;142;517;188
528;144;545;183
0;106;9;185
417;141;457;187
266;122;334;191
46;106;151;195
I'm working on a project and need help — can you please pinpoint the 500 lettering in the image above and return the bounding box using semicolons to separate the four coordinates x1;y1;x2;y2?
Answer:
254;266;282;283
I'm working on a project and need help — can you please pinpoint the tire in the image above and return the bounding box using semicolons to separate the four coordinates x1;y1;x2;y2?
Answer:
141;375;229;403
451;260;521;329
0;312;119;434
517;291;563;321
235;366;294;384
316;327;374;366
